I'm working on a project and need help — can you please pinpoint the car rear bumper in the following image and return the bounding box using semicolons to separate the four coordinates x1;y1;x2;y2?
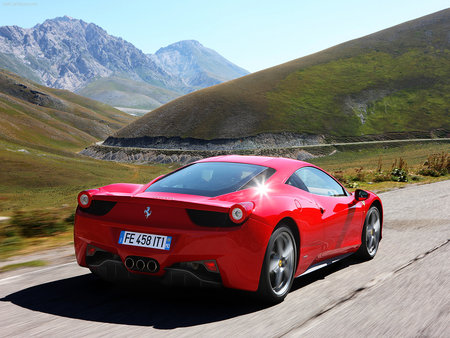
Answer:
74;209;273;291
87;253;222;288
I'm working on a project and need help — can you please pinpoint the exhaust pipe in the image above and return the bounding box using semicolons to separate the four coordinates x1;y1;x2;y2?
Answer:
147;260;158;273
136;259;145;271
125;257;135;269
124;256;159;273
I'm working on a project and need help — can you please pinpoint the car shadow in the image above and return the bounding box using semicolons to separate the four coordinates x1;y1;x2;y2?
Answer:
290;254;362;292
1;256;362;329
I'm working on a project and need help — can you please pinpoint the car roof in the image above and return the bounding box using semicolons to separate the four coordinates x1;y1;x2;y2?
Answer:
195;155;311;170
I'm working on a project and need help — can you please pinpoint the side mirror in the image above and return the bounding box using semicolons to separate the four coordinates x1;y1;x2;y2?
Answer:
354;189;369;201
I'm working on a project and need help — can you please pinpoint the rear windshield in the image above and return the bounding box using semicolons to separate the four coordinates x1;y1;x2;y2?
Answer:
145;162;274;197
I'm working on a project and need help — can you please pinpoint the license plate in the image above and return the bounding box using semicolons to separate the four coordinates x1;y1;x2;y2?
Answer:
118;230;172;251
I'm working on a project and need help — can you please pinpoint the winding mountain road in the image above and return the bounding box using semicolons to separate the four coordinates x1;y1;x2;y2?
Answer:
1;180;449;336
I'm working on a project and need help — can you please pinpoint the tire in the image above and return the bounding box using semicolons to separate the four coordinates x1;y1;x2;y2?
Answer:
257;225;297;303
356;206;381;260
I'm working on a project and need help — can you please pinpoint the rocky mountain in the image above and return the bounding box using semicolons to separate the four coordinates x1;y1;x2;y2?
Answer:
0;16;174;91
106;9;449;149
151;40;249;91
0;16;249;110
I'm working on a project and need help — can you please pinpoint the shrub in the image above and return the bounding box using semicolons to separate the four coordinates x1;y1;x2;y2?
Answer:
0;222;18;238
376;156;383;173
64;212;75;224
391;157;408;172
355;167;365;182
418;152;449;177
389;157;409;182
391;168;408;182
417;168;441;177
373;172;391;182
11;209;68;237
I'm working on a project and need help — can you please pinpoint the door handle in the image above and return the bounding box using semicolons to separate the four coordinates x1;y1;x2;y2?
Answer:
314;200;325;214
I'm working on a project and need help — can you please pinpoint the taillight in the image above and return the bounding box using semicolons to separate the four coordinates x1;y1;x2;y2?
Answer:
229;202;254;224
78;190;93;208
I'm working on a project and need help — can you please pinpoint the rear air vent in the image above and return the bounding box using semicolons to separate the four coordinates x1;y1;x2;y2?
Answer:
187;209;238;227
79;200;117;216
86;250;121;266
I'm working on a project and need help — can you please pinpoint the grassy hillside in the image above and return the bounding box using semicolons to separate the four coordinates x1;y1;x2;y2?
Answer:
77;76;181;110
114;9;449;141
0;68;134;151
0;139;169;213
265;50;449;137
0;69;170;212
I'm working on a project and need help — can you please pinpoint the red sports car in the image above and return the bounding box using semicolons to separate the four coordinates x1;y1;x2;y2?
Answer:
74;155;382;302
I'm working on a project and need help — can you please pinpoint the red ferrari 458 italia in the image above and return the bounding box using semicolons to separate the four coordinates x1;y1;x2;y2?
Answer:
74;155;382;302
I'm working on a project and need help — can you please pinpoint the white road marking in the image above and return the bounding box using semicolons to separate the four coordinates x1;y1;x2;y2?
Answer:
0;262;77;285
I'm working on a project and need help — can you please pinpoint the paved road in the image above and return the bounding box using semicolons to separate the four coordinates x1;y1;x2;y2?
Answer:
1;181;449;337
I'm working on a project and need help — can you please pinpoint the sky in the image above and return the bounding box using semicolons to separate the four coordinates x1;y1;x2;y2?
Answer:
0;0;448;72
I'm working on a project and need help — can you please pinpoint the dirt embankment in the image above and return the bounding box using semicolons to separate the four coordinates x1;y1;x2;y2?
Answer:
80;143;322;165
103;133;325;151
80;138;450;165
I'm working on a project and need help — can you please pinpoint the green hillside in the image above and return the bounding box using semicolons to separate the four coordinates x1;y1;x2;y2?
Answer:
0;68;166;214
113;9;449;141
77;76;181;110
0;68;134;151
265;49;449;137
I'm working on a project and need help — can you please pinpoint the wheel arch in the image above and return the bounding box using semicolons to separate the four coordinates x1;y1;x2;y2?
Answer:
369;198;383;240
276;217;301;270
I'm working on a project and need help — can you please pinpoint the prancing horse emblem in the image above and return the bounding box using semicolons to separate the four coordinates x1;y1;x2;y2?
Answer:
144;206;152;219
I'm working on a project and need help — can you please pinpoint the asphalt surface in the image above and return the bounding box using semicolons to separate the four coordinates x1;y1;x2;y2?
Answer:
1;180;449;337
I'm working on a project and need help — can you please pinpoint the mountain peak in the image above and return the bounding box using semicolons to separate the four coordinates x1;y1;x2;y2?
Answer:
173;40;203;47
155;40;203;54
153;39;249;88
41;15;84;26
55;15;75;21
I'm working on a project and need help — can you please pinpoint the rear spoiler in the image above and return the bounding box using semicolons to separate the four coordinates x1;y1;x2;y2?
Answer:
91;193;233;213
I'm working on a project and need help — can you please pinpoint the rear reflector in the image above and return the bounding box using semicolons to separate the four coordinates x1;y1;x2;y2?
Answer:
203;260;219;273
86;244;97;256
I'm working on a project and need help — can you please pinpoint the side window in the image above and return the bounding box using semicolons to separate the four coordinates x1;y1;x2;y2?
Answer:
286;174;309;192
240;168;276;190
295;167;347;197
